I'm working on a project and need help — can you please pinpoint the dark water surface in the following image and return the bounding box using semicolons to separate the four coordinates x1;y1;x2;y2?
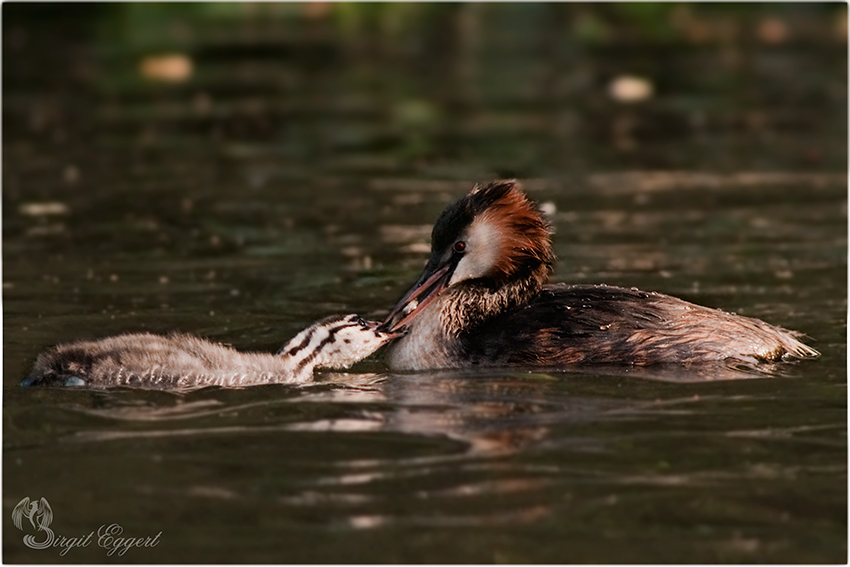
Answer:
3;6;847;563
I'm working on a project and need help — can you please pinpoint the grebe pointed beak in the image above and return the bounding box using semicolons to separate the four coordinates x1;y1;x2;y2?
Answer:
380;262;454;333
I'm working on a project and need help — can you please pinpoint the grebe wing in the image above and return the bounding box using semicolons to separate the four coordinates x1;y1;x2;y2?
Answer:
461;284;670;365
461;284;817;366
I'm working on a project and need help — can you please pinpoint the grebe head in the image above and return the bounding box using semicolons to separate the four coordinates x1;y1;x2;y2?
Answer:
278;314;402;371
382;180;554;335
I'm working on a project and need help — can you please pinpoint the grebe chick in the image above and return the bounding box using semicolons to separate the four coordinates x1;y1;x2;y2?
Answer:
22;314;399;389
380;180;819;370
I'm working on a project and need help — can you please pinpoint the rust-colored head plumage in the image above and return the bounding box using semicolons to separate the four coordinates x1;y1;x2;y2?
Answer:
475;181;555;281
432;180;554;285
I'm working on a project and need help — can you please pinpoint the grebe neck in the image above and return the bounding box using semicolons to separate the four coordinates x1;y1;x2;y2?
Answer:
440;273;544;337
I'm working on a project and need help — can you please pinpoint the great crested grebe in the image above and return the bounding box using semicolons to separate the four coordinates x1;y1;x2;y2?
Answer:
380;180;819;371
22;314;399;389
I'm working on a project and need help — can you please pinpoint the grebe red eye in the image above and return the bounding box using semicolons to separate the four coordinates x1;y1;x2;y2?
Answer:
453;241;466;253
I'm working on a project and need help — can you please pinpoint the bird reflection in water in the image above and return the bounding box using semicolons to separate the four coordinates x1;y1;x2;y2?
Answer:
58;362;794;531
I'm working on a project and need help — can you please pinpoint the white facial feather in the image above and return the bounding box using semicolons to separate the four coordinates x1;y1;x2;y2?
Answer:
448;215;503;286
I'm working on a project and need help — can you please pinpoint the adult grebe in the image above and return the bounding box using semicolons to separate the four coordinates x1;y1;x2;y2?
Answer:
22;314;399;389
380;180;819;370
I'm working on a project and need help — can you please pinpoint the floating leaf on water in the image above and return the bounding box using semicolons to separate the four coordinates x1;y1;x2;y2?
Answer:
19;202;69;216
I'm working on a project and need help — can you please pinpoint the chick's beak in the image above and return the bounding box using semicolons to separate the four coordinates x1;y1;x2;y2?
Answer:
379;262;454;333
362;318;407;339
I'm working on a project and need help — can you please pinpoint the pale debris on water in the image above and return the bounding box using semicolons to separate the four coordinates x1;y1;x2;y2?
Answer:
539;201;557;217
608;75;654;103
19;202;69;216
140;54;193;82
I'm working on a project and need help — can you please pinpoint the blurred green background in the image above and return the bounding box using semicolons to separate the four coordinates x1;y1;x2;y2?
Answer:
3;1;847;201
